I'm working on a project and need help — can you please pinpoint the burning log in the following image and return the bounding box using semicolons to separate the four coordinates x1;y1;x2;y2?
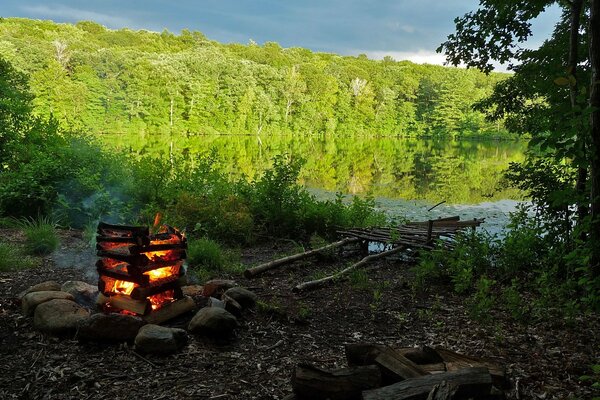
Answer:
107;294;151;315
96;222;188;316
143;296;196;325
292;363;381;400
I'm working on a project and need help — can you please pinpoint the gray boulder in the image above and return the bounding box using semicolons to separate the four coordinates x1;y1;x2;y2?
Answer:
77;313;145;342
134;324;187;354
18;281;62;300
188;307;237;336
61;281;99;309
224;287;258;309
33;299;89;335
22;291;74;316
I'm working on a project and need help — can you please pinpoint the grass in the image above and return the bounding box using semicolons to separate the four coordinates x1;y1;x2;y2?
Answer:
187;237;242;282
17;216;60;256
0;242;37;272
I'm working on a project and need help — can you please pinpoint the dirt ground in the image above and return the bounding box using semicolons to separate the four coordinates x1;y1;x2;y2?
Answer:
0;228;599;399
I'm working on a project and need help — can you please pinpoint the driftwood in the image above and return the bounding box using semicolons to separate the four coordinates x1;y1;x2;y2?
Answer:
361;367;493;400
292;363;381;400
293;245;406;292
244;237;359;278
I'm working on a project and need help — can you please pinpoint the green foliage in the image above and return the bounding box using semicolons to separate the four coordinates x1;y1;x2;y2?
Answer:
17;216;59;256
0;18;509;139
468;276;496;322
187;238;228;271
0;242;37;271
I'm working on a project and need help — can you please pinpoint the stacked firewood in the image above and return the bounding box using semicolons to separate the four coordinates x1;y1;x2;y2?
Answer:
289;343;507;400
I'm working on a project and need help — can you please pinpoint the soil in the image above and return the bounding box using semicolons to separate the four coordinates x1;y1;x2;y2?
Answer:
1;228;599;399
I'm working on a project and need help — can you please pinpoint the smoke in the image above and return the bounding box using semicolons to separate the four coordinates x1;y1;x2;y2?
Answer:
51;244;98;281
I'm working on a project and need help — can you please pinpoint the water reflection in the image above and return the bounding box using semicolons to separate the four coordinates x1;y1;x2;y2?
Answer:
103;133;526;204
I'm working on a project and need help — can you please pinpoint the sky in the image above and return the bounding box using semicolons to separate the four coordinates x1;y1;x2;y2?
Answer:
2;0;562;70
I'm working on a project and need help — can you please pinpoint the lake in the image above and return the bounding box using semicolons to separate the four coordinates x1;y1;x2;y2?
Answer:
101;133;527;234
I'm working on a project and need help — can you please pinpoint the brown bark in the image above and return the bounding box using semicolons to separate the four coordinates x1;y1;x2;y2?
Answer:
292;363;381;400
107;295;151;315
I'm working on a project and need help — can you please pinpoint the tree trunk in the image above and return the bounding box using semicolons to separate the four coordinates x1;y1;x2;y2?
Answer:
590;0;600;276
569;0;588;232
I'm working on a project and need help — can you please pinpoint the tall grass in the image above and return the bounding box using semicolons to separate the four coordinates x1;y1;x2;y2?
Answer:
17;216;60;256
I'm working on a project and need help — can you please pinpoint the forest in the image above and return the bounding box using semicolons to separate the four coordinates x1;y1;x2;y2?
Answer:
1;2;600;397
0;17;509;138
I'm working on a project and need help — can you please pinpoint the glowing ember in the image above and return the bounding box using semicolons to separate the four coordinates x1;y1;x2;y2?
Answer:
114;280;135;295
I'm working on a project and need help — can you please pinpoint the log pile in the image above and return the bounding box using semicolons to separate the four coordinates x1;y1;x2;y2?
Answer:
245;216;485;292
290;343;506;400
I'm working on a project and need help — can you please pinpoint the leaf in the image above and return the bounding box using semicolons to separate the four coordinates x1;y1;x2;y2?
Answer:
568;75;577;86
554;77;570;86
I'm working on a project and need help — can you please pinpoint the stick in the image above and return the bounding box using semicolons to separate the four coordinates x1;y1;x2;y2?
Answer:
293;245;406;292
427;201;447;211
244;237;359;278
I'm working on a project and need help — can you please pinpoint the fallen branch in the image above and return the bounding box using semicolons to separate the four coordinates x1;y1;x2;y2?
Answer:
293;245;406;292
244;237;359;278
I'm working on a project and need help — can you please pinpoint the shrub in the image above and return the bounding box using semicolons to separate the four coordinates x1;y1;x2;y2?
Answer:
19;216;59;256
187;238;226;271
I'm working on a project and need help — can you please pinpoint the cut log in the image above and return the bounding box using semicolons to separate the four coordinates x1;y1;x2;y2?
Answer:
293;363;381;400
143;296;196;325
435;347;507;389
425;381;458;400
361;367;492;400
244;237;359;278
374;347;428;383
346;343;387;366
396;346;444;365
108;294;151;315
293;245;406;292
418;363;446;374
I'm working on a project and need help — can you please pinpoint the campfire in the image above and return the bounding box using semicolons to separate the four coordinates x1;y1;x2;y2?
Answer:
95;222;187;315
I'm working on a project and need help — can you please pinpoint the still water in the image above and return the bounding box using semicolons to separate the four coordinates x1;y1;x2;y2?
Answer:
103;133;528;233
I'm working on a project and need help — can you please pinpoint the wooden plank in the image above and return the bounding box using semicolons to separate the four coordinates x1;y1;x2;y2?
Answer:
435;347;507;388
374;347;428;383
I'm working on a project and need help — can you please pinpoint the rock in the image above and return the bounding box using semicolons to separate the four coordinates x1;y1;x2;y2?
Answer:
134;324;187;354
188;307;237;336
181;285;204;297
224;287;258;309
77;313;145;341
222;293;242;317
208;297;225;309
18;281;62;300
33;299;89;335
22;291;74;316
61;281;99;309
202;279;236;297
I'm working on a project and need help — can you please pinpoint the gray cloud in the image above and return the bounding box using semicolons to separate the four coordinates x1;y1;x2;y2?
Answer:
3;0;563;68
